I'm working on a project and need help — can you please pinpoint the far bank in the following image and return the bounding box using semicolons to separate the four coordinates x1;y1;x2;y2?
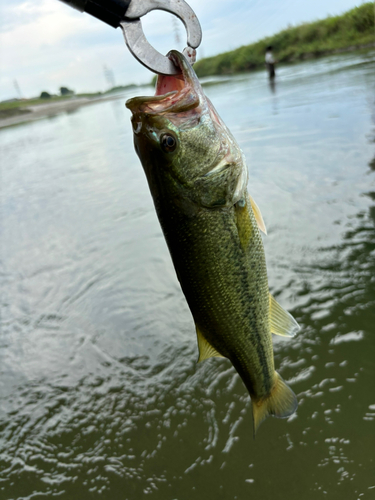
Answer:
194;3;375;78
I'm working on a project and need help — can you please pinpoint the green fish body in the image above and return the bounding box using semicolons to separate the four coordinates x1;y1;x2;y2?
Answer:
126;51;299;433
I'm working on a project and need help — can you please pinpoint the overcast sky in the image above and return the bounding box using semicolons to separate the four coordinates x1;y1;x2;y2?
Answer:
0;0;367;101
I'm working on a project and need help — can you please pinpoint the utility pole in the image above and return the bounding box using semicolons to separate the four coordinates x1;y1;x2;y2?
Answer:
13;79;22;99
172;15;181;46
103;65;116;90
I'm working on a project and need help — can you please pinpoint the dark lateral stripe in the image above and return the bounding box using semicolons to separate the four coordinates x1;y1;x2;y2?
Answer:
255;333;272;394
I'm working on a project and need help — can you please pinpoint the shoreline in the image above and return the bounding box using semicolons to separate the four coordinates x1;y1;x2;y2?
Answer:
284;41;375;62
1;43;374;131
0;93;128;130
195;41;375;78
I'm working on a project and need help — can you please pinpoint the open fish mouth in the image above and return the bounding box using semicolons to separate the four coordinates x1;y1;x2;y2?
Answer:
126;50;203;116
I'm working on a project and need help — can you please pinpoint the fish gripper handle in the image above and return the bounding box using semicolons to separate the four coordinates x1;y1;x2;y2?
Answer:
58;0;132;28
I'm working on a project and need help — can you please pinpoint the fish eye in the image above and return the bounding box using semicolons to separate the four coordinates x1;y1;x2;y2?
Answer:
160;133;177;153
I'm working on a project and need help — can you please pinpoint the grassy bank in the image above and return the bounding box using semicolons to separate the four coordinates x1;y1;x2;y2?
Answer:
0;84;139;120
0;95;74;119
194;2;375;77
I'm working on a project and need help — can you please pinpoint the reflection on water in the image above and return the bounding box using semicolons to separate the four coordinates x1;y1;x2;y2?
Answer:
0;51;374;500
269;77;276;94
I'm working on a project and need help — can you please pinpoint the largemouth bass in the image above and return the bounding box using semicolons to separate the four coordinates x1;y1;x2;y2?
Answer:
126;51;299;434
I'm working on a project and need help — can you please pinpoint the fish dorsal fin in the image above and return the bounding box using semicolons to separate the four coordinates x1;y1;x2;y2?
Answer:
269;294;300;337
196;325;224;363
249;195;267;235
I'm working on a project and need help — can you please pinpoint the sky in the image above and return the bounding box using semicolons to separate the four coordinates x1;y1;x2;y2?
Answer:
0;0;368;101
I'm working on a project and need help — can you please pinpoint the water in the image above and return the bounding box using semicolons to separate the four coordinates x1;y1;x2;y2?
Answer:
1;50;374;500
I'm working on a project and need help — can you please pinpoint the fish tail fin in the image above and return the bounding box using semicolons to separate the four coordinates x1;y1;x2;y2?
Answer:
251;372;298;437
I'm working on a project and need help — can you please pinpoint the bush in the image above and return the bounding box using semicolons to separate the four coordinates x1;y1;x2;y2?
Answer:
60;87;74;96
40;91;51;99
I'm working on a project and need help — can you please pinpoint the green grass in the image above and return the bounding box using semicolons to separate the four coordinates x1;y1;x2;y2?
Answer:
0;84;145;119
0;95;76;119
0;95;71;110
194;2;375;77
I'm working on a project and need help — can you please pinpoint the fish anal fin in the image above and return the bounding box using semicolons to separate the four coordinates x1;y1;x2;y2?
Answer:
249;195;267;235
252;372;298;436
269;294;300;337
196;325;224;363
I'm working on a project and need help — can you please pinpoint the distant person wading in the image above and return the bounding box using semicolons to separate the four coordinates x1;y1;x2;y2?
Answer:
265;46;276;79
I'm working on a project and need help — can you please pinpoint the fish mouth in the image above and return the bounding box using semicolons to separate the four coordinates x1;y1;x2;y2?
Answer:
126;50;202;116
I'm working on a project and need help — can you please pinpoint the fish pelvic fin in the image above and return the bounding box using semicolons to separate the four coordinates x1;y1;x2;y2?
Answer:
196;325;224;363
269;294;300;337
252;372;298;437
249;195;267;235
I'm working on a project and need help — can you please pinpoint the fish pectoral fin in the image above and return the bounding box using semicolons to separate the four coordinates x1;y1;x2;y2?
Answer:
269;294;300;337
249;195;267;235
196;325;224;363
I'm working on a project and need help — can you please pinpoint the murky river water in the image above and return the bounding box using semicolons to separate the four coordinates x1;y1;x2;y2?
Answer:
1;50;374;500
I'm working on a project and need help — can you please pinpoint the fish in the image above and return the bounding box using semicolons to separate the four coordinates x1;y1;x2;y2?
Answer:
126;50;299;434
